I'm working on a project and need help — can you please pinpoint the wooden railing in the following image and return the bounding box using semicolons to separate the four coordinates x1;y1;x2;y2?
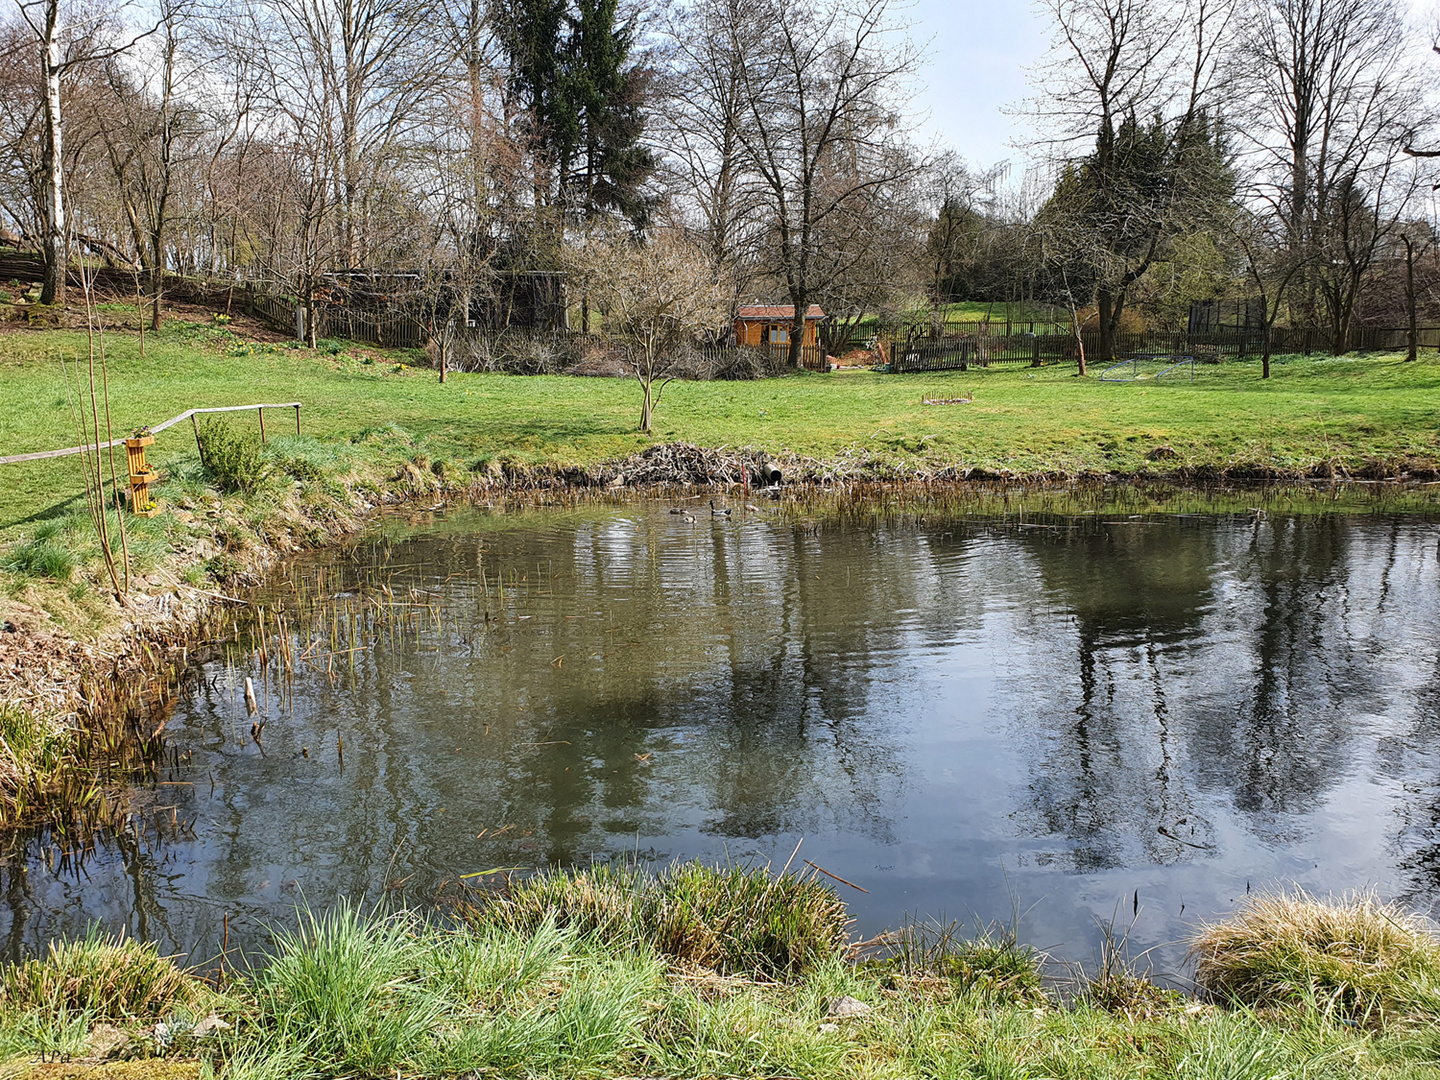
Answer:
0;402;303;466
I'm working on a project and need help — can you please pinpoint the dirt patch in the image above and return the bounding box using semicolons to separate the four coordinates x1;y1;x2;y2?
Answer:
8;1063;200;1080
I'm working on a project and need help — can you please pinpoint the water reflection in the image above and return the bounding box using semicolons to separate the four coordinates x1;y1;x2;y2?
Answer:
2;502;1439;970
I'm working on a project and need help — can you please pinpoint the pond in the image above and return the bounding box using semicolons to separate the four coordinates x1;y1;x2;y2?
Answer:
4;492;1440;974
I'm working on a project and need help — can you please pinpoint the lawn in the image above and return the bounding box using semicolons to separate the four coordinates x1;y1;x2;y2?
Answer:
2;319;1439;532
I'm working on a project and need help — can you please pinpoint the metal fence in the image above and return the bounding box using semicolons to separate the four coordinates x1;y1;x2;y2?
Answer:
881;325;1440;374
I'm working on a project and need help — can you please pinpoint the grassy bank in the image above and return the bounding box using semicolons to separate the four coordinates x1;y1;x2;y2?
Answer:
2;867;1440;1078
3;322;1440;536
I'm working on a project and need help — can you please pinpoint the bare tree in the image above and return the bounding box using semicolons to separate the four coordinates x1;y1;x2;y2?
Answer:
97;0;196;330
228;0;436;269
13;0;156;305
1032;0;1238;363
1230;205;1309;377
657;0;767;289
566;225;730;432
1236;0;1429;351
727;0;920;368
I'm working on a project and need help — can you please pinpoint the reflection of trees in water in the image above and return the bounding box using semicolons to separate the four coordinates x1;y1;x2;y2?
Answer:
1011;516;1440;873
1009;521;1219;871
138;512;933;906
1359;525;1440;908
1189;518;1356;824
9;509;1440;958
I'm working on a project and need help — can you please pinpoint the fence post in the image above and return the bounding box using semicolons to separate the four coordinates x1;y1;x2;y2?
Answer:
258;407;266;443
294;404;302;436
1032;335;1041;367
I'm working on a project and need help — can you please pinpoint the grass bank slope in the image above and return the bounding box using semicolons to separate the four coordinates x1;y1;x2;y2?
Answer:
2;323;1440;532
3;871;1440;1078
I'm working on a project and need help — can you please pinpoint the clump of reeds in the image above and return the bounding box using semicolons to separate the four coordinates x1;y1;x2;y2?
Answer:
485;864;640;941
0;929;194;1017
1189;890;1440;1023
1081;912;1181;1019
885;918;1046;1004
646;862;851;978
478;861;851;979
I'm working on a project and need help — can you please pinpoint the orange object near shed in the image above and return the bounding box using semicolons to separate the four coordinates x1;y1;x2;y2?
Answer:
734;304;826;349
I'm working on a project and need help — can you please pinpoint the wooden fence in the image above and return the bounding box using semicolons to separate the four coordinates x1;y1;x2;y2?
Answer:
882;325;1440;374
246;291;425;348
0;402;302;467
250;292;298;335
316;307;425;348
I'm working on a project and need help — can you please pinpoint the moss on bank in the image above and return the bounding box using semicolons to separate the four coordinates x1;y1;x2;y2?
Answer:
1;872;1439;1078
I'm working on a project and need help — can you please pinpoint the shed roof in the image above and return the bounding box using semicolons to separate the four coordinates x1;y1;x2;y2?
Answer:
736;304;826;320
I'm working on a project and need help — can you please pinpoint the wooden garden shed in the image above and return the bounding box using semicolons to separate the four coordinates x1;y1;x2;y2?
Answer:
734;304;826;348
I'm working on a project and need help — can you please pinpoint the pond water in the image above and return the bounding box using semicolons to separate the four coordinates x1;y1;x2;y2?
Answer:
4;495;1440;975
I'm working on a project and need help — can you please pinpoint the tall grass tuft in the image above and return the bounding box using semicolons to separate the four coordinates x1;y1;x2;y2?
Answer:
1189;889;1440;1023
481;861;852;978
1;534;76;580
0;929;193;1017
647;863;851;977
888;918;1046;1004
253;901;445;1076
489;864;640;942
424;919;572;1009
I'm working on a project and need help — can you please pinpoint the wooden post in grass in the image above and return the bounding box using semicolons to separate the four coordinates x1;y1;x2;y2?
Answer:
258;407;266;443
294;404;301;435
191;413;204;466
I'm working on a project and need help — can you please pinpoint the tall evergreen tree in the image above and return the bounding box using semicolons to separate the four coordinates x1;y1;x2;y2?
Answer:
495;0;573;201
496;0;652;225
562;0;653;224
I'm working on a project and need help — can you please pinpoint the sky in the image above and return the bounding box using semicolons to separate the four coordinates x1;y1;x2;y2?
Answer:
905;0;1054;172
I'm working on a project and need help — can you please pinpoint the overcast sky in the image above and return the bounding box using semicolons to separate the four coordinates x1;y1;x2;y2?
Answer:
906;0;1053;171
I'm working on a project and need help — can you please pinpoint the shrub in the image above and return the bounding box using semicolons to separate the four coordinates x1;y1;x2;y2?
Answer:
0;930;194;1017
198;417;269;494
1189;890;1440;1023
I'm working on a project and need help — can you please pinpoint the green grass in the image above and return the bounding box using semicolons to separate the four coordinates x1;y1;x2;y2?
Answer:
0;929;197;1018
477;861;852;978
3;878;1440;1078
1;321;1439;534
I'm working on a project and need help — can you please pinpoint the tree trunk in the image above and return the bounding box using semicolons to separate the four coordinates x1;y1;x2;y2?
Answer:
788;308;806;369
1097;288;1115;364
1405;237;1418;362
39;13;66;307
639;377;653;432
150;265;164;332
